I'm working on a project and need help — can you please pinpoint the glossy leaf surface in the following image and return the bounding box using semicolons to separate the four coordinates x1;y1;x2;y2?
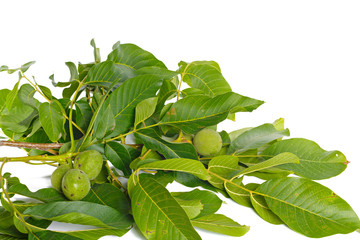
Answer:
262;138;348;179
139;158;209;180
105;141;135;176
160;92;263;134
39;100;66;142
23;201;133;230
108;43;166;70
131;175;201;240
191;214;249;237
228;123;290;154
85;61;135;88
257;177;360;237
180;61;231;97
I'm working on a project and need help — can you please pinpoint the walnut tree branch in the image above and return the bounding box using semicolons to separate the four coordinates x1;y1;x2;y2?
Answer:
0;141;63;150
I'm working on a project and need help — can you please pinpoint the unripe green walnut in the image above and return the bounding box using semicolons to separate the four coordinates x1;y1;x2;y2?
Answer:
51;164;72;191
61;169;90;201
193;128;222;157
74;150;103;180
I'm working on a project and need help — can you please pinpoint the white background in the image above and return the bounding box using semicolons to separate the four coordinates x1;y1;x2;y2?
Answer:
1;1;360;239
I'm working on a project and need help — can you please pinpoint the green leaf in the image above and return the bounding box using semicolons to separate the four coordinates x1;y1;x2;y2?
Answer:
29;231;82;240
8;184;66;202
0;61;35;75
17;84;40;109
0;89;10;113
82;183;130;214
0;96;38;133
5;80;20;111
156;80;177;112
171;189;222;218
207;155;244;189
75;99;92;131
66;62;79;81
62;62;79;99
0;234;26;239
13;214;50;234
23;201;132;230
134;97;158;128
229;127;252;142
134;128;198;160
139;158;210;180
20;61;36;73
174;172;220;193
257;177;360;237
38;85;53;100
105;141;134;176
181;88;205;98
191;214;249;237
262;138;348;179
272;117;285;131
174;198;203;219
94;75;163;138
0;65;9;72
39;100;66;142
219;130;231;146
48;74;57;87
224;178;253;208
85;61;135;88
131;174;201;240
149;171;175;187
0;207;13;230
135;67;178;80
250;192;283;225
29;228;130;240
108;42;167;70
247;167;292;180
228;123;290;154
231;152;299;178
180;61;231;97
94;103;115;139
159;92;264;134
0;222;26;239
90;38;101;63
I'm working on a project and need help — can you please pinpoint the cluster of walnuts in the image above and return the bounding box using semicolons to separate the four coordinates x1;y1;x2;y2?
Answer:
50;128;222;201
50;150;103;200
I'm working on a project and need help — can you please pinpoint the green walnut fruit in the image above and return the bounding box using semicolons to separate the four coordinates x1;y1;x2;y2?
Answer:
61;169;91;201
193;128;222;157
51;164;72;191
74;150;103;180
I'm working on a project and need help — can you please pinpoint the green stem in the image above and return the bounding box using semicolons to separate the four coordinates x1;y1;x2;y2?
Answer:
105;122;161;143
0;153;76;164
79;94;107;151
105;161;126;191
176;62;191;100
20;70;50;102
69;82;84;152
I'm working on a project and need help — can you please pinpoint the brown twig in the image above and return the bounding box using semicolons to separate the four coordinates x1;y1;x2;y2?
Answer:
0;141;142;151
0;141;63;150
